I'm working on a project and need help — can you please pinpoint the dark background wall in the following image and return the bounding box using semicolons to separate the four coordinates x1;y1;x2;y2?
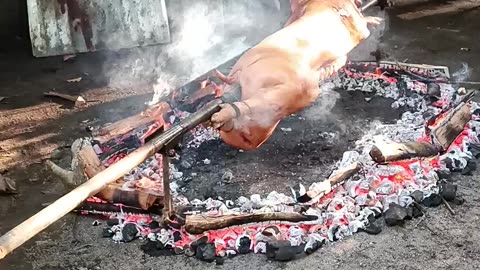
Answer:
0;1;29;44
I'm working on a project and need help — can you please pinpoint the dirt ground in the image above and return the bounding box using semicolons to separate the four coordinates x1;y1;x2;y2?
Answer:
1;2;480;270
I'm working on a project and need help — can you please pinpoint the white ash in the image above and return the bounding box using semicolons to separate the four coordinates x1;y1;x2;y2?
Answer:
186;127;219;149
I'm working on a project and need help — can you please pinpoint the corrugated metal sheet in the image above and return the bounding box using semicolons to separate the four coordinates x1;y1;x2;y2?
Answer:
27;0;170;57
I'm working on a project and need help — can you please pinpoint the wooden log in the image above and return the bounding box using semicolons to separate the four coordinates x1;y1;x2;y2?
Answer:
297;162;362;203
369;141;442;164
78;143;161;210
431;101;472;150
44;91;86;107
93;102;171;144
0;99;222;260
185;213;318;235
370;95;473;164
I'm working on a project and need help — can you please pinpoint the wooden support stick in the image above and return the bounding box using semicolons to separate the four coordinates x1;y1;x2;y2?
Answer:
185;213;318;235
441;196;455;216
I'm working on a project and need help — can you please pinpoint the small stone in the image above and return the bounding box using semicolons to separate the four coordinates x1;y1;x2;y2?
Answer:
410;190;424;203
174;247;184;255
91;220;101;226
266;240;299;262
423;193;442;207
222;170;234;182
191;235;208;249
122;223;138;242
236;235;252;254
405;207;413;220
452;197;465;205
195;243;216;262
360;219;383;234
148;221;160;229
215;256;226;265
435;170;452;181
304;238;325;254
106;219;119;226
457;87;467;95
267;241;291;259
173;231;182;242
102;228;114;238
185;246;196;257
226;250;237;258
384;203;408;226
439;182;457;201
412;205;424;218
461;160;477;175
468;144;480;158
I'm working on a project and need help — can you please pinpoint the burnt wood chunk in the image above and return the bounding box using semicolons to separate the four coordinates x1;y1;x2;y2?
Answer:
369;142;442;164
185;213;318;235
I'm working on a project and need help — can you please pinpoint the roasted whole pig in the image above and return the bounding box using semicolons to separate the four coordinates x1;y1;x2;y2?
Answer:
210;0;381;150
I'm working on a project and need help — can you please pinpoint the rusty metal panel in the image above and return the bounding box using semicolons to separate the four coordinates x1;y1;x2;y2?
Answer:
27;0;171;57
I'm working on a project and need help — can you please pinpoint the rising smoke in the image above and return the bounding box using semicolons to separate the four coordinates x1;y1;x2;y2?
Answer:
303;9;389;122
102;0;287;106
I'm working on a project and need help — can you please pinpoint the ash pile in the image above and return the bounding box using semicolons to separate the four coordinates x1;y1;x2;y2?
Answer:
55;60;480;264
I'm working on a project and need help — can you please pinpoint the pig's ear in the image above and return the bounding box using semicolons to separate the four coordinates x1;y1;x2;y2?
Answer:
214;69;234;85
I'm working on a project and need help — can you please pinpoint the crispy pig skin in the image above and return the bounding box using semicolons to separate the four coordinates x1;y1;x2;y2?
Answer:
211;0;378;150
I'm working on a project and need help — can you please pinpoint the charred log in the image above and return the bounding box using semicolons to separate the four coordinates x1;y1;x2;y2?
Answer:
297;162;362;203
93;102;171;144
185;213;318;235
431;100;472;150
369;142;443;164
371;94;473;164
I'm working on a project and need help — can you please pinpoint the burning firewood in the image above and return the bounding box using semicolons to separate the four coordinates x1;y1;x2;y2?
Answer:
369;95;473;164
297;162;362;203
93;102;171;144
185;212;318;235
44;91;86;107
431;98;472;150
369;141;443;164
46;138;161;210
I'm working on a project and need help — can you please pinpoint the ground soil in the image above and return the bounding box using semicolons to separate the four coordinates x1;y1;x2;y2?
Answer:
1;2;480;270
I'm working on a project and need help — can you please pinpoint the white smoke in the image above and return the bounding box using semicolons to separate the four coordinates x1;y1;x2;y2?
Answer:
100;1;288;107
303;82;341;121
452;62;472;82
146;2;258;105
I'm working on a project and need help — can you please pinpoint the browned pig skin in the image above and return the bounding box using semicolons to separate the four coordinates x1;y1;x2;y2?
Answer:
210;0;381;150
